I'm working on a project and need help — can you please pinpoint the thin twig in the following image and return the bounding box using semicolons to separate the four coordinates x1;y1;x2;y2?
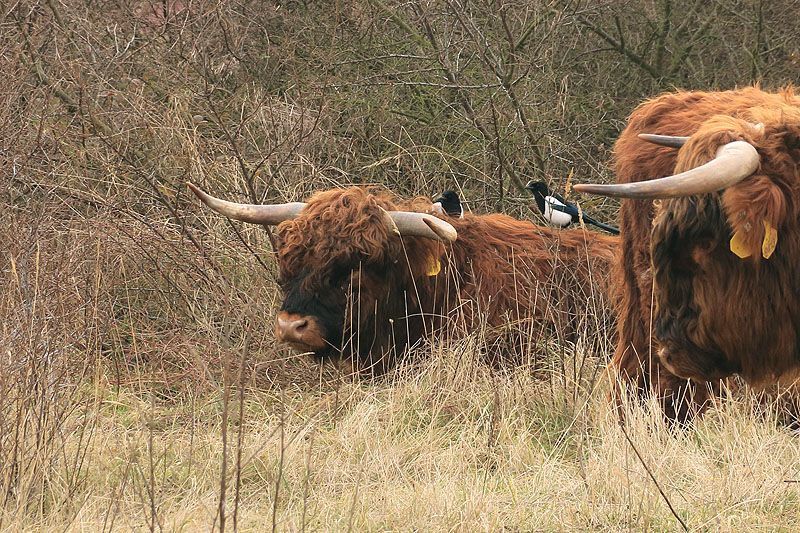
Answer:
619;423;689;531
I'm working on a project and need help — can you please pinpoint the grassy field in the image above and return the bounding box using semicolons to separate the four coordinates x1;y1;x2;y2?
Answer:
4;196;800;532
5;1;800;530
3;303;800;531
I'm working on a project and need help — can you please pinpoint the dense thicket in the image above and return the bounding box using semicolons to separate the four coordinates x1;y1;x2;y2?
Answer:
6;1;800;216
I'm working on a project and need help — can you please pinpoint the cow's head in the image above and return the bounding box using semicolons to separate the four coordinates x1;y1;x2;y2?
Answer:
187;184;457;363
573;103;800;381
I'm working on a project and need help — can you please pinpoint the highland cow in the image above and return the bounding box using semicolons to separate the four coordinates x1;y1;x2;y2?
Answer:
574;86;800;422
188;184;618;373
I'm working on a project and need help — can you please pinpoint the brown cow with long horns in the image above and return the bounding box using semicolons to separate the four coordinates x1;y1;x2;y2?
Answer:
574;86;800;422
188;184;617;373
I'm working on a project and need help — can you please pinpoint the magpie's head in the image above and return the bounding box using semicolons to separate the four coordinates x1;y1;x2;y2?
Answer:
525;180;550;213
525;180;549;197
432;190;463;217
437;190;460;204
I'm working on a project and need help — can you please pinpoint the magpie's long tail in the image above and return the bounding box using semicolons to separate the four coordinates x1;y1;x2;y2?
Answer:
580;214;620;235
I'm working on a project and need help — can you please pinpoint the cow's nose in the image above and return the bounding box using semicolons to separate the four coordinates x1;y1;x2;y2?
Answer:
276;316;308;341
275;312;326;351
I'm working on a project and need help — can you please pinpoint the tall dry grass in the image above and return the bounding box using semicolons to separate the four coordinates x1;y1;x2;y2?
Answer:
2;262;800;531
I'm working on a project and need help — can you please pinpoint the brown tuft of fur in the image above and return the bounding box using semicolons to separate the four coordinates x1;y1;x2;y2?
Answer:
277;187;436;290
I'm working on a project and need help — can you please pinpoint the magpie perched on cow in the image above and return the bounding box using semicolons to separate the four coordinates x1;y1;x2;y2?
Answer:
525;180;619;235
187;183;618;373
431;190;464;218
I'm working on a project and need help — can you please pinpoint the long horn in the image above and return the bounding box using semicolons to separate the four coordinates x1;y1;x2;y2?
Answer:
188;182;457;241
387;211;458;242
638;133;689;148
186;182;306;224
573;141;760;199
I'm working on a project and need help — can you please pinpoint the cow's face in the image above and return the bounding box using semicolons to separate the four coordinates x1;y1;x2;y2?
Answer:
649;111;800;381
273;188;441;359
573;99;800;383
185;183;453;361
275;253;403;357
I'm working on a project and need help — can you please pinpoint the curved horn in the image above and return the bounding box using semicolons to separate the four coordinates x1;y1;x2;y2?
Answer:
188;182;457;241
573;141;760;199
186;182;306;224
638;133;689;148
386;211;458;242
638;123;763;149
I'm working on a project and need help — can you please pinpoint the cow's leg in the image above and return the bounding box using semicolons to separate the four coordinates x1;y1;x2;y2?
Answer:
654;368;718;424
607;204;654;415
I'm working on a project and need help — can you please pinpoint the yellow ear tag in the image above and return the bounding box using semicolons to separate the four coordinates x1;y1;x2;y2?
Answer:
729;229;753;259
762;219;778;259
425;254;441;276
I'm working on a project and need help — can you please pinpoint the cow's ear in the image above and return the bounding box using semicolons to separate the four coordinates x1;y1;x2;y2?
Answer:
424;253;441;276
408;242;445;279
721;174;786;259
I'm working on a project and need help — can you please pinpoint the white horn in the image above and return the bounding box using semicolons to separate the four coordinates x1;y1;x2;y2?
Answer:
638;133;689;148
387;211;457;242
187;182;305;224
573;141;760;199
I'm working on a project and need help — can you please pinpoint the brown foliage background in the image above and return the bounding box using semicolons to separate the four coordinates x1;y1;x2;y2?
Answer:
6;0;800;379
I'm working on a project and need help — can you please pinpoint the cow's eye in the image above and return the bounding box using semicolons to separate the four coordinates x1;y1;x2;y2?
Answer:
328;266;352;289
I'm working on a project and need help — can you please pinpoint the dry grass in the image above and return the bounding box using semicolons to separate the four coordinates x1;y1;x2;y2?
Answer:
3;206;799;531
3;327;800;531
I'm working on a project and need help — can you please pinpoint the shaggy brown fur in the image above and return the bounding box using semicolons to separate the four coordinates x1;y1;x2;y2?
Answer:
611;86;800;421
275;187;618;373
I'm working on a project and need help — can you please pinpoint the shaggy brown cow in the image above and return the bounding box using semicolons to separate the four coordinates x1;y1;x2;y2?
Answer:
188;184;618;373
574;86;800;422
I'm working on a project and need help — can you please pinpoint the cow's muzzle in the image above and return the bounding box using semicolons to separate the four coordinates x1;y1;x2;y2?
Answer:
275;311;328;352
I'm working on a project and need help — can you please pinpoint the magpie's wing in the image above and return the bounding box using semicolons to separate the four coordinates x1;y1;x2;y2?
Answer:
549;191;569;205
547;200;579;218
551;201;621;235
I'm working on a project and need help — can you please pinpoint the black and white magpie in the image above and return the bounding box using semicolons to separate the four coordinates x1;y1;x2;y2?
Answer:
526;180;619;235
431;190;464;218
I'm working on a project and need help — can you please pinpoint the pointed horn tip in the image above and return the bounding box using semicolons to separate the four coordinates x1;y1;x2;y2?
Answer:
638;133;689;148
423;216;458;242
572;183;602;195
186;182;206;199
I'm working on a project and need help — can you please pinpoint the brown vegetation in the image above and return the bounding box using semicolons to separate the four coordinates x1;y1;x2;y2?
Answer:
4;0;800;529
